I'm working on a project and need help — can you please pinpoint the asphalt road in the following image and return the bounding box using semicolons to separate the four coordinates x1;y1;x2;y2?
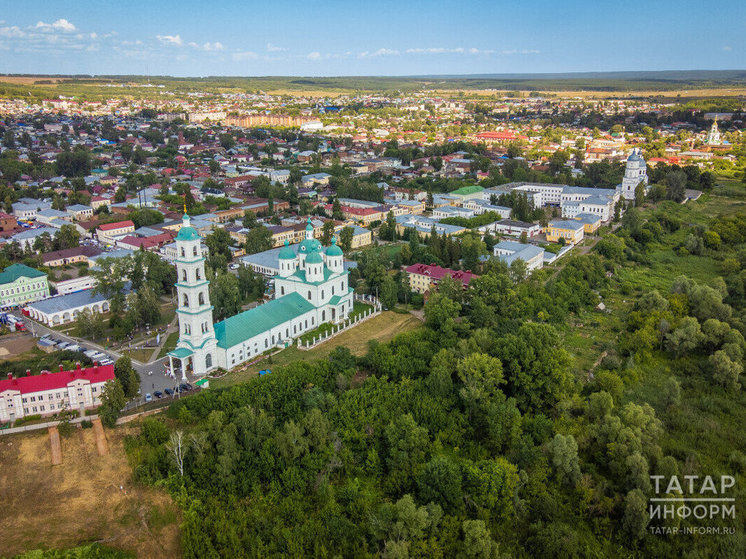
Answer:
15;314;199;406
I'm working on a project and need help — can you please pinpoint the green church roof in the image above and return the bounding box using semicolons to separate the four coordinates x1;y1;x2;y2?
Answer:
214;292;315;349
0;263;46;285
306;250;324;264
278;240;295;260
326;237;343;256
176;213;202;241
298;238;321;252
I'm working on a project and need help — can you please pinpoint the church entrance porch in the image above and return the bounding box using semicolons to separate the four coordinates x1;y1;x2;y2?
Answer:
168;347;194;381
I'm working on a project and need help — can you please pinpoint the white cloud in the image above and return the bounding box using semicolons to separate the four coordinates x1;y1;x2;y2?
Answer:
359;48;400;58
469;47;495;54
266;43;287;52
0;25;26;38
723;45;732;51
307;51;322;60
501;48;540;55
406;47;464;54
203;41;223;51
233;50;259;61
33;19;76;33
156;34;183;46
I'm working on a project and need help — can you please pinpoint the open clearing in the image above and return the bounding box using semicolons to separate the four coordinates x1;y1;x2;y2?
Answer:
213;311;422;388
434;87;746;99
0;425;180;558
0;76;71;85
0;333;37;359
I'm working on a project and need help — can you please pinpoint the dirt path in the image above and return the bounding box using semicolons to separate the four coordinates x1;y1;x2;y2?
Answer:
92;418;108;456
48;426;62;466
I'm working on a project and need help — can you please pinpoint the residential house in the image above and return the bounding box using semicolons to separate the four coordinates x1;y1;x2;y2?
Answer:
546;220;585;245
405;264;478;295
96;220;136;244
492;241;544;271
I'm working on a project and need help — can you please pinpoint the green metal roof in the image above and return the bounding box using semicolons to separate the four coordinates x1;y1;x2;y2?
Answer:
306;250;324;264
450;185;484;196
286;267;340;285
0;263;46;285
328;295;343;305
298;238;321;253
176;226;201;241
176;213;202;241
214;292;315;349
168;347;194;359
326;237;343;256
278;240;295;260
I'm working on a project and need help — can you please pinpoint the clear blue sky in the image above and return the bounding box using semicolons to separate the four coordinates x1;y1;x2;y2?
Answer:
0;0;743;76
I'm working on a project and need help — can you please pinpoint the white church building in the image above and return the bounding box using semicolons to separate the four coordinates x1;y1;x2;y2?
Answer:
168;215;353;377
618;148;649;200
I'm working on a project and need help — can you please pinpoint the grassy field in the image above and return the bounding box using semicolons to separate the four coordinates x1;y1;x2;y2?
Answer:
123;348;155;363
560;177;746;522
0;425;180;558
212;311;422;388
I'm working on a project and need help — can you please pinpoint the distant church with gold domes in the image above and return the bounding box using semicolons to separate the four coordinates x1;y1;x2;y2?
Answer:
169;216;353;377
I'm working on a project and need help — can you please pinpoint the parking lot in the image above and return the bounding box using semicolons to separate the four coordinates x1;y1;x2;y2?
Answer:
14;313;202;408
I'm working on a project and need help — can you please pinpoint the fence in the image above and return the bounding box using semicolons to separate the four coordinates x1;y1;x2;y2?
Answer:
298;296;382;351
0;414;99;436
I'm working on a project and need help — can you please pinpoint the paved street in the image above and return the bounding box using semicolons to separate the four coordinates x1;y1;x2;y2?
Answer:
14;314;200;406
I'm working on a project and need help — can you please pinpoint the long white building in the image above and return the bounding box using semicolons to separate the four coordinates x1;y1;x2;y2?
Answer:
0;363;115;423
168;215;354;377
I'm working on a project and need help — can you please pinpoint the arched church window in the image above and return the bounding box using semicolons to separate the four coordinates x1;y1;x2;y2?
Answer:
181;247;185;257
182;270;187;282
196;269;201;280
183;294;189;307
199;292;205;305
193;246;198;256
307;290;311;300
205;353;212;369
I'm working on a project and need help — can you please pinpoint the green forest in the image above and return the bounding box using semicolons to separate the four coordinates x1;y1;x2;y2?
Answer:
120;183;746;557
2;70;746;101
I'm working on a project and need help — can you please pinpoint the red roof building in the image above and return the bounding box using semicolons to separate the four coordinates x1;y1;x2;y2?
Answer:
98;220;135;232
0;363;115;423
405;263;478;295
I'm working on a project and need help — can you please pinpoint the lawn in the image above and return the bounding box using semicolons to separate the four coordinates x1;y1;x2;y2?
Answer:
122;348;154;363
298;301;374;345
157;332;180;359
212;311;422;389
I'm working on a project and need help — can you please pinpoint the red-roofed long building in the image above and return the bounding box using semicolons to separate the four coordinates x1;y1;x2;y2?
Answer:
0;363;115;423
405;263;478;295
96;220;135;244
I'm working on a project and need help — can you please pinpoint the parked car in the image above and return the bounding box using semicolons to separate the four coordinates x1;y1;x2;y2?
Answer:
178;383;191;392
183;382;193;391
56;341;70;349
153;391;163;399
164;388;174;396
145;393;152;402
66;344;80;352
99;359;113;366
